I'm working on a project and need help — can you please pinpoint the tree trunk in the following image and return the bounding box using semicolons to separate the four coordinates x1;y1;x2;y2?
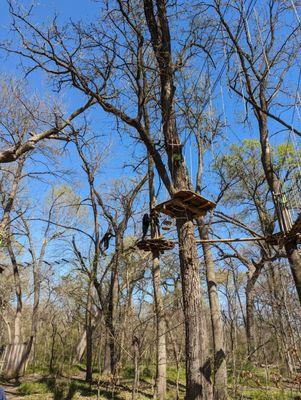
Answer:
85;284;93;383
2;338;33;380
74;331;87;364
176;218;213;400
86;322;93;383
143;2;213;397
198;219;227;400
132;336;140;400
74;310;102;364
285;239;301;302
257;106;301;304
49;322;57;374
267;264;295;374
108;262;119;376
217;11;301;307
120;285;134;367
103;329;111;375
13;310;22;345
245;282;255;361
148;155;167;400
152;249;167;400
166;317;181;400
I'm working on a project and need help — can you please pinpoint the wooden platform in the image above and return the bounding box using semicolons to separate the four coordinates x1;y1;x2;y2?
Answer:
266;232;285;246
155;190;216;218
266;232;301;246
290;213;301;236
136;238;175;253
266;213;301;246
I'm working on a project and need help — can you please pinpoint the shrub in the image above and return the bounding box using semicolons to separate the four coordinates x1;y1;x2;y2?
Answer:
18;381;49;395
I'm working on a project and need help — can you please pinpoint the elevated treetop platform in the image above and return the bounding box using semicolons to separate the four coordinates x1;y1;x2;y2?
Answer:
137;237;175;253
155;190;216;218
266;213;301;246
290;213;301;236
266;232;301;246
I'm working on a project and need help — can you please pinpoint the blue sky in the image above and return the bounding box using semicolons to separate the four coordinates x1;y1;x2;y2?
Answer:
0;0;149;268
0;0;300;269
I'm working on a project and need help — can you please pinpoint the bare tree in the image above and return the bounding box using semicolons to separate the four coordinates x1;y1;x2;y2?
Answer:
212;0;301;303
5;1;216;397
0;77;94;164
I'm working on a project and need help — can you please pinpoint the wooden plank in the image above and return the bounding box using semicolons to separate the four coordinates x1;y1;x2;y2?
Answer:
155;190;216;218
181;194;196;203
196;237;267;244
174;190;216;208
137;238;175;252
172;198;202;216
291;214;301;235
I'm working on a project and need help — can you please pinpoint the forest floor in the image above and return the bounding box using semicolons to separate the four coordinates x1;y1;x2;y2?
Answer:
1;366;301;399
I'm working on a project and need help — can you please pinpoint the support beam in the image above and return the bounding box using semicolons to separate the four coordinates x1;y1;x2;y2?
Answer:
195;237;266;244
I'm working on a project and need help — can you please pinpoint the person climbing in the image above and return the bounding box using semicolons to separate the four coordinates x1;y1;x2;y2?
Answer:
150;209;161;238
142;213;150;239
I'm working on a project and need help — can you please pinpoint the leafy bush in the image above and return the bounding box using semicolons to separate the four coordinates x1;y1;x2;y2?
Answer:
18;381;50;395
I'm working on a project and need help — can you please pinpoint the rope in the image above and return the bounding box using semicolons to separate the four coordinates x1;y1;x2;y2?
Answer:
290;0;301;24
286;24;301;213
189;141;193;185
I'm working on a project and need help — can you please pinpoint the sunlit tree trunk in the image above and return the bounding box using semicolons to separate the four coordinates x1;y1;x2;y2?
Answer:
152;250;167;400
198;219;227;400
85;282;93;383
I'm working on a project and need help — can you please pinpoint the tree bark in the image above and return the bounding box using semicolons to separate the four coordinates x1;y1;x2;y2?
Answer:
284;238;301;302
152;249;167;400
198;219;227;400
176;218;213;400
108;256;119;376
86;322;93;383
7;238;23;346
85;284;93;383
132;336;140;400
245;281;255;361
74;310;102;364
143;2;213;397
74;331;87;364
258;113;301;304
148;155;167;400
103;329;111;375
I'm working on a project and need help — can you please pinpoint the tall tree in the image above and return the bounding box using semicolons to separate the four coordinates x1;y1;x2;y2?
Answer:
7;1;216;397
147;156;167;400
213;0;301;303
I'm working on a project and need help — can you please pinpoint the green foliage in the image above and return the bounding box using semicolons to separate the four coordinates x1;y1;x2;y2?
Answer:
218;139;301;195
122;365;135;379
141;367;153;378
11;367;301;400
18;381;50;395
235;388;301;399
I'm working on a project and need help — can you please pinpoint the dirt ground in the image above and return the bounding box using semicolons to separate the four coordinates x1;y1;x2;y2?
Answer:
1;382;19;399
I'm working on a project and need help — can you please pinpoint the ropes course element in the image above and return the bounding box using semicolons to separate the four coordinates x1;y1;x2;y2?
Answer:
136;0;301;252
287;65;301;213
155;190;216;219
196;237;269;244
291;0;301;24
136;237;175;253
